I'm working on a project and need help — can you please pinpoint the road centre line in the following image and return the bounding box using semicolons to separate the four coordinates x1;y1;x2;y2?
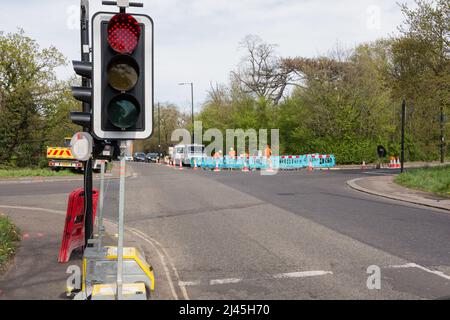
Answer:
179;270;334;287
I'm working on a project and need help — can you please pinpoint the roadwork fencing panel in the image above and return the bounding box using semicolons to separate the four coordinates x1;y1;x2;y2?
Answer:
191;154;336;170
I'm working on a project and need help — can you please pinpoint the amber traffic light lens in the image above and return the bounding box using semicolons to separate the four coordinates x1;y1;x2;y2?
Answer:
107;55;140;91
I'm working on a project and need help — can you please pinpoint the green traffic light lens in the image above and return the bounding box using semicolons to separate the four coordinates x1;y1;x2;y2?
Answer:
107;55;140;92
107;94;140;129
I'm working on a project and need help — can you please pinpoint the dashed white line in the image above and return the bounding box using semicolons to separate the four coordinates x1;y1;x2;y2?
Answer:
273;271;333;279
179;270;334;287
210;278;243;286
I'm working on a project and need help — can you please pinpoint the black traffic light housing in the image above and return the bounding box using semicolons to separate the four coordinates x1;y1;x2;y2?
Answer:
92;12;154;140
71;61;93;129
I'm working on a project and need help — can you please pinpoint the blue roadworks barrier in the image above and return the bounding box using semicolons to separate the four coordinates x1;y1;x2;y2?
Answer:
191;155;336;170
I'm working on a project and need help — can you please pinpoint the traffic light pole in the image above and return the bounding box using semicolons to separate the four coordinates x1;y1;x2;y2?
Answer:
80;0;94;247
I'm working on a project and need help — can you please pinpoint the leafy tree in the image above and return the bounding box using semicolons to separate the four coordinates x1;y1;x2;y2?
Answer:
0;30;76;167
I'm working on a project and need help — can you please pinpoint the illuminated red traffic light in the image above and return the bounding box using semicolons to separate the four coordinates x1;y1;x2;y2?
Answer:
107;14;141;54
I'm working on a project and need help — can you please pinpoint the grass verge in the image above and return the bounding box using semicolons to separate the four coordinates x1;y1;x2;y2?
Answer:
395;165;450;197
0;213;21;272
0;168;78;179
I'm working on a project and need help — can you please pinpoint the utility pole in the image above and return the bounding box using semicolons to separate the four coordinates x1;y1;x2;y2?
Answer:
179;82;195;142
401;100;406;174
80;0;94;247
158;103;161;157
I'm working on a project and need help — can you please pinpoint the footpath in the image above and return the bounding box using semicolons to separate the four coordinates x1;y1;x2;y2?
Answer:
348;175;450;212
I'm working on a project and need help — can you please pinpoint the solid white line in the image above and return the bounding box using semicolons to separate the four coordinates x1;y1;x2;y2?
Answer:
210;278;243;285
388;263;450;280
273;271;333;279
125;226;190;301
0;205;182;300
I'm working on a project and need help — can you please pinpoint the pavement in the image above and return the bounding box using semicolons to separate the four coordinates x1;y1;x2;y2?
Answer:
0;163;449;300
348;175;450;211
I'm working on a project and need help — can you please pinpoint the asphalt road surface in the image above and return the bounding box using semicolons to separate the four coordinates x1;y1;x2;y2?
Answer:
0;163;449;300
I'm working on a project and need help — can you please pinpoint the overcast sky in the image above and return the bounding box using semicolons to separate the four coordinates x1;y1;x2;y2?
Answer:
0;0;416;113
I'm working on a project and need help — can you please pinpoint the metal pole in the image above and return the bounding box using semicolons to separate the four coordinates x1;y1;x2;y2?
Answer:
191;83;194;143
158;103;161;158
401;100;406;174
117;141;127;300
97;161;106;251
81;0;94;247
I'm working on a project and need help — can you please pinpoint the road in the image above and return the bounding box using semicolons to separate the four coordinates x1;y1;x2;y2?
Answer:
0;163;449;300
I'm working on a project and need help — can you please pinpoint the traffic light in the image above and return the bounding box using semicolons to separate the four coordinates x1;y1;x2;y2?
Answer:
71;61;93;128
92;12;154;140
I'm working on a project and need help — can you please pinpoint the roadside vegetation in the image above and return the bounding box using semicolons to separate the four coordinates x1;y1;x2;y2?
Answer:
0;168;77;178
1;0;448;166
0;213;21;271
395;166;450;196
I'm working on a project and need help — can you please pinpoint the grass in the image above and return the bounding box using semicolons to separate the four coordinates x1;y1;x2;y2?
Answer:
0;168;78;179
395;165;450;197
0;213;21;271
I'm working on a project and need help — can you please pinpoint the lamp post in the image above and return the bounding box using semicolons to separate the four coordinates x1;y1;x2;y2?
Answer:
179;82;194;142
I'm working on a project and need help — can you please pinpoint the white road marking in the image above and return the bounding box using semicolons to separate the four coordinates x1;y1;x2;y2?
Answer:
179;270;334;287
0;205;183;300
178;281;202;287
273;271;333;279
388;263;450;280
125;226;190;300
210;278;243;285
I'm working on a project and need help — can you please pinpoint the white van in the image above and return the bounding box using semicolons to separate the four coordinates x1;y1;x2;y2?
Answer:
172;144;206;166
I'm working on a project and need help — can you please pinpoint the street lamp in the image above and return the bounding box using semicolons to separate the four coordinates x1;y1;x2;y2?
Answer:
178;82;194;142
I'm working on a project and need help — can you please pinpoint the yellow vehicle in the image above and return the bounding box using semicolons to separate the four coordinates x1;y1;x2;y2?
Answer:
47;138;83;172
47;137;107;172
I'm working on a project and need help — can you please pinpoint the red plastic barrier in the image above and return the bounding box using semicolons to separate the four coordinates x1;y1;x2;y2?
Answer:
58;188;99;263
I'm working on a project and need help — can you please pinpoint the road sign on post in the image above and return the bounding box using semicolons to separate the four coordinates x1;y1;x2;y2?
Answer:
91;10;154;140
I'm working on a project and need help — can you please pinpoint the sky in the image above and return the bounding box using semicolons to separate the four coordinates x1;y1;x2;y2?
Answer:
0;0;416;114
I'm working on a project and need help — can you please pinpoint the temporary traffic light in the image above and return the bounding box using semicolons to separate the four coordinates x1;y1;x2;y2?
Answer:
92;12;154;140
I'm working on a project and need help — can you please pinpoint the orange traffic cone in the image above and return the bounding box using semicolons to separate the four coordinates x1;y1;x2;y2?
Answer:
214;159;221;172
389;157;394;169
193;159;198;170
179;159;183;171
266;159;275;173
242;158;250;172
308;159;314;171
396;158;401;169
361;161;367;170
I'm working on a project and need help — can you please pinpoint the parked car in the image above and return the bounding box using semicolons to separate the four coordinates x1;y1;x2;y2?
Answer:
134;152;147;162
124;155;134;161
146;153;159;163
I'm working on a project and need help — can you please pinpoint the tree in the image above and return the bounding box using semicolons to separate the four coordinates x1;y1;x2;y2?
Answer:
390;0;450;161
231;35;302;106
0;30;67;167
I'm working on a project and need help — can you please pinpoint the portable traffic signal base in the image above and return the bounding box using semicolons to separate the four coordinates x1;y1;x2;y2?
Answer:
73;246;155;300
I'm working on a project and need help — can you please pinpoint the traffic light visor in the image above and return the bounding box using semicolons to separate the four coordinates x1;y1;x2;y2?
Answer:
107;14;141;54
107;94;140;129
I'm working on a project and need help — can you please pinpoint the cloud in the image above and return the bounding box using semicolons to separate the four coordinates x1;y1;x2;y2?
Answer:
0;0;415;110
